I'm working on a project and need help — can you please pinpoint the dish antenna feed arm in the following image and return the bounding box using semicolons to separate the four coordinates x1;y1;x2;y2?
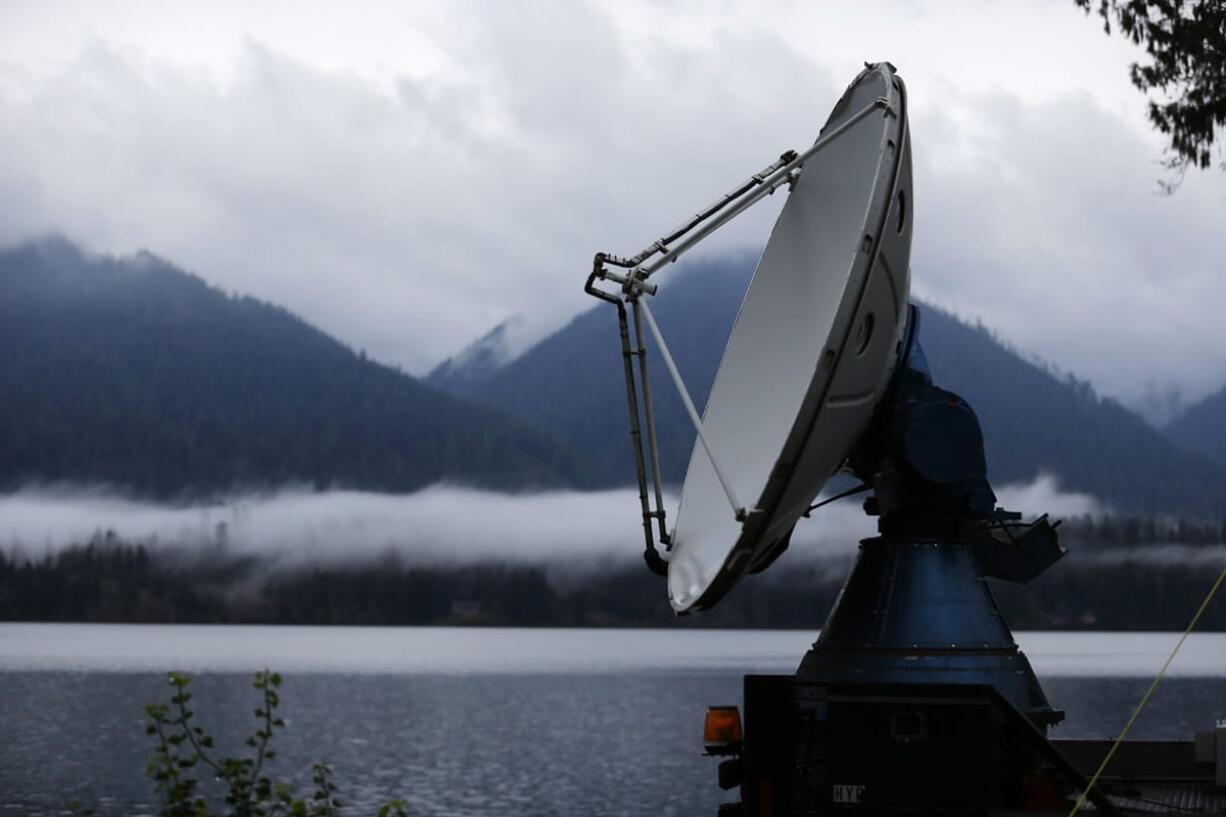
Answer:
584;151;801;576
584;94;895;576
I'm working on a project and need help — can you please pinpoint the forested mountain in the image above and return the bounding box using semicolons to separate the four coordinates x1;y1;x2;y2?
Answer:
0;238;584;497
1166;386;1226;471
921;305;1226;517
428;317;528;396
432;253;755;484
429;255;1226;517
5;236;1220;516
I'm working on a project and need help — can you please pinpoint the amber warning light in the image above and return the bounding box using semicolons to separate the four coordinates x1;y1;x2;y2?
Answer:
703;706;743;755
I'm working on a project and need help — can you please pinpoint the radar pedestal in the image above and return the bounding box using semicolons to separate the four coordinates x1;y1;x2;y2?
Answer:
796;316;1065;727
797;539;1061;726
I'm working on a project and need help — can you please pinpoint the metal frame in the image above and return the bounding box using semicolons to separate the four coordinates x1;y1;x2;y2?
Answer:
583;96;891;575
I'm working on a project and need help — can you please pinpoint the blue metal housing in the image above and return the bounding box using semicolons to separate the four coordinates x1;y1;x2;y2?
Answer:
797;537;1061;726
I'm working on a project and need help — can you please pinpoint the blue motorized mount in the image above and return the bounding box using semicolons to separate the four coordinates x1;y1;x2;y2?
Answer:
796;305;1066;727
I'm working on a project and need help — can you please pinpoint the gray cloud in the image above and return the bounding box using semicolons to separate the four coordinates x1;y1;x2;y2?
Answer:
0;16;827;372
0;476;1103;573
913;87;1226;404
0;485;648;568
0;1;1222;407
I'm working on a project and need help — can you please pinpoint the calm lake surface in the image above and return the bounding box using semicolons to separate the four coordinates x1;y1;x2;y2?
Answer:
2;625;1224;816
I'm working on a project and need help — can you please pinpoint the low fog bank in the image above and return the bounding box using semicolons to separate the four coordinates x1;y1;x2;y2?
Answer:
0;485;647;569
4;477;1223;630
0;474;1116;572
995;475;1100;519
1071;544;1226;568
786;473;1104;560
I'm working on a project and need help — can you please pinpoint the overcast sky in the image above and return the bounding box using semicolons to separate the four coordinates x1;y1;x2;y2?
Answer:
1;0;1223;414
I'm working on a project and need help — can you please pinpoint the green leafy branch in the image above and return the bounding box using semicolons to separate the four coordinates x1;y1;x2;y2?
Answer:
1075;0;1226;190
72;670;408;817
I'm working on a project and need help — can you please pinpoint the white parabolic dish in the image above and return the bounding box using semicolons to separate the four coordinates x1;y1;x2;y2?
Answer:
667;63;914;612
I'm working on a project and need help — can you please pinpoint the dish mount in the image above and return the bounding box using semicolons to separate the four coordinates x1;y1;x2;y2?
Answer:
588;62;915;612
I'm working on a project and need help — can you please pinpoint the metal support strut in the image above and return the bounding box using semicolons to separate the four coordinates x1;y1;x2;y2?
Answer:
636;298;746;520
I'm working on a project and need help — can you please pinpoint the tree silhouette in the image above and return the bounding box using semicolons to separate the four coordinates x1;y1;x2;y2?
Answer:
1074;0;1226;190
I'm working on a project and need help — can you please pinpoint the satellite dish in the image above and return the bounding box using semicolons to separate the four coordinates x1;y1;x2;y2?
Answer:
667;64;912;611
584;62;913;613
586;65;1079;804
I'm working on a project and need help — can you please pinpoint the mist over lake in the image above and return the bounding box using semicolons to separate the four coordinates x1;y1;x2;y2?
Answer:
0;475;1098;566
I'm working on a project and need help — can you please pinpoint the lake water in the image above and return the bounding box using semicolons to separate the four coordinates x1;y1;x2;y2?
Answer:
2;625;1224;816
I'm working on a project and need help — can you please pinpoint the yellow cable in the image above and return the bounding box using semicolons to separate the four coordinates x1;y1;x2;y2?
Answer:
1067;564;1226;817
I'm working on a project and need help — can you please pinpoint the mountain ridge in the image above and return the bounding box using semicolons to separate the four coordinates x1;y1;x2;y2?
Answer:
428;255;1226;518
6;236;1221;518
428;316;529;398
0;237;586;498
1166;385;1226;473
